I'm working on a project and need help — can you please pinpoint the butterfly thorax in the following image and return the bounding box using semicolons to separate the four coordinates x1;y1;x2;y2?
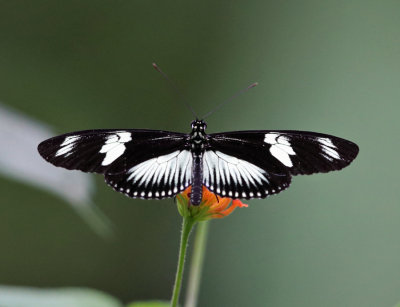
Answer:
189;120;207;155
189;120;208;205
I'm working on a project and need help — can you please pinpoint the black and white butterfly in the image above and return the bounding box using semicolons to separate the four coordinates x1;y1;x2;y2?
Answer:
38;119;359;205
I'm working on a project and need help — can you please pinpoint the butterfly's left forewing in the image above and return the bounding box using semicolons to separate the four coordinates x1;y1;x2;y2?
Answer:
206;130;359;199
38;129;192;199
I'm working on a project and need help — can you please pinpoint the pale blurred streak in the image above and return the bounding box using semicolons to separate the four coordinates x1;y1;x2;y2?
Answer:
0;286;122;307
0;103;113;237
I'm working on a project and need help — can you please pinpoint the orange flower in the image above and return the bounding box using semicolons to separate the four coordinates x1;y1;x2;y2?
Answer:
176;186;248;221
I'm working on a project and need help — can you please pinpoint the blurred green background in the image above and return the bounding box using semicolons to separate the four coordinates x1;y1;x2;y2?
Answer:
0;1;399;306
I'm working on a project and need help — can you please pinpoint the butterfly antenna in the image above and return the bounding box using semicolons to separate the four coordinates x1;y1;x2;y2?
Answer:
202;82;258;120
152;63;198;118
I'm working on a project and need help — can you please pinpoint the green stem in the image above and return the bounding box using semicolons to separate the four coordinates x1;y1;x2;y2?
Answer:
171;216;195;307
184;221;209;307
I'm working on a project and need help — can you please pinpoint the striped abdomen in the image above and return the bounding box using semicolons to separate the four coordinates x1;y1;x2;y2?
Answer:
190;154;203;205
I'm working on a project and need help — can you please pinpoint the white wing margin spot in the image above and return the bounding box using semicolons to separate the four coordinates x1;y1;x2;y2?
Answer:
203;150;268;196
126;150;192;193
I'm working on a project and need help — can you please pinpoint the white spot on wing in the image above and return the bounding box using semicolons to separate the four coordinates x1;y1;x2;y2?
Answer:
100;132;132;166
278;136;291;146
318;137;340;160
101;145;126;166
55;135;81;157
321;145;340;160
118;132;132;143
264;133;296;167
318;137;336;148
270;145;293;167
264;133;278;145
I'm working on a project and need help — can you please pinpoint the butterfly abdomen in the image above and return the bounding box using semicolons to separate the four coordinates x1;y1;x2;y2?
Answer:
190;154;203;205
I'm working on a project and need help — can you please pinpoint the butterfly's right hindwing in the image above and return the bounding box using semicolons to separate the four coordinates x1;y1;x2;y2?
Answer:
202;148;291;199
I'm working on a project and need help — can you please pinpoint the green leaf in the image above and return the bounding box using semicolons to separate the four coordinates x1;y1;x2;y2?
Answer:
0;104;114;238
126;301;170;307
0;286;122;307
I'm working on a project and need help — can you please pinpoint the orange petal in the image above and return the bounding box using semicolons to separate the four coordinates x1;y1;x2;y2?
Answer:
232;199;248;208
210;198;231;211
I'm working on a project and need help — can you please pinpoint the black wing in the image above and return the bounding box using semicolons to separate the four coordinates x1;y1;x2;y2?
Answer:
205;130;359;199
38;129;192;199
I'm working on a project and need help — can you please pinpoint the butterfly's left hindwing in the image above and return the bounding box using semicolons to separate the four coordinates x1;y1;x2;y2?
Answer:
38;129;192;199
105;149;193;199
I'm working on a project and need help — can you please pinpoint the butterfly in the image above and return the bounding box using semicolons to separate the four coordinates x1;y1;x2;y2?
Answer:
37;119;359;205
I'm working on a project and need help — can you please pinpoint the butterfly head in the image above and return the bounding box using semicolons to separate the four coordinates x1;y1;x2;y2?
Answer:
191;119;207;133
